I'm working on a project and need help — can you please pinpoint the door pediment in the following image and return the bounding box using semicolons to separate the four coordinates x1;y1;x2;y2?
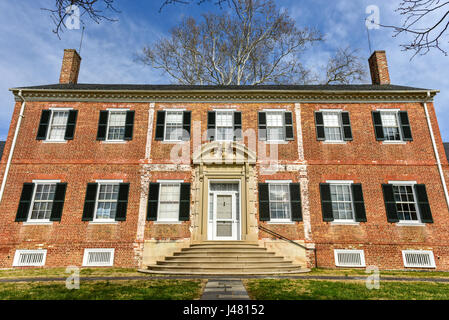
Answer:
193;141;256;165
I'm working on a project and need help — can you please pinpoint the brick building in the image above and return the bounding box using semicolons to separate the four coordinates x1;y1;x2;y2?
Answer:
0;49;448;273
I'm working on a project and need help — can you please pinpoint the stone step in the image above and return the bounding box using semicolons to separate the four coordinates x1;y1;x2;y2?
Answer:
165;256;285;262
147;264;302;273
157;260;293;266
173;250;275;256
195;241;259;245
138;269;311;276
181;247;268;252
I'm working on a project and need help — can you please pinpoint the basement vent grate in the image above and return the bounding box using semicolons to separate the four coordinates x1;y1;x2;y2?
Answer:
334;249;366;267
83;249;115;266
402;250;436;268
13;250;47;267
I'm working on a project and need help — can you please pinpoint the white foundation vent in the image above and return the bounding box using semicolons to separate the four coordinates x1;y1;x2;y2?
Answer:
82;249;115;267
334;249;366;267
402;250;436;268
13;250;47;267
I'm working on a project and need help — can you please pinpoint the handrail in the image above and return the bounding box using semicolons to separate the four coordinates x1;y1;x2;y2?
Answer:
258;225;318;268
258;225;313;251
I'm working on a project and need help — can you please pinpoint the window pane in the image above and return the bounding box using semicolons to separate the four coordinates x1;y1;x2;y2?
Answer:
393;185;419;221
158;183;180;221
48;111;69;140
165;111;184;141
95;184;119;220
29;183;56;221
323;112;342;141
268;184;291;220
330;184;354;220
266;112;283;127
107;111;126;140
381;112;401;141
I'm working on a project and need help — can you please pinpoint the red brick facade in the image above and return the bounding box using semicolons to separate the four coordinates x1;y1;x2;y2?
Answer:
1;50;448;271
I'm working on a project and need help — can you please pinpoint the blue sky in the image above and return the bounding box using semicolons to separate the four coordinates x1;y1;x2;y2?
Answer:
0;0;448;140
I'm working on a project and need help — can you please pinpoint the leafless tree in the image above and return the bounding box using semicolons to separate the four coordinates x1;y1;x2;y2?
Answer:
140;0;365;85
380;0;449;57
139;0;325;85
323;48;367;85
42;0;118;38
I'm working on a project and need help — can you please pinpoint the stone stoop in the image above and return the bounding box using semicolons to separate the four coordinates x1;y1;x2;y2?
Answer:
138;241;310;275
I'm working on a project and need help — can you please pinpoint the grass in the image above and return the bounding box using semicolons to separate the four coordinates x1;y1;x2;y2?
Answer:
0;279;205;300
244;279;449;300
305;268;449;279
0;267;140;279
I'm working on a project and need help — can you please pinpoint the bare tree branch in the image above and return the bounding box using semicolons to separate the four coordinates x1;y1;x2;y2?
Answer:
378;0;449;57
42;0;119;38
324;47;368;85
139;0;328;85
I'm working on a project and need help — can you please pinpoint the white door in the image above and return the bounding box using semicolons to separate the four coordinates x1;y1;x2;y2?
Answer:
211;192;238;240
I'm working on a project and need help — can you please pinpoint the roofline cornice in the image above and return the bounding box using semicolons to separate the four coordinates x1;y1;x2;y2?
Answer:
9;88;439;103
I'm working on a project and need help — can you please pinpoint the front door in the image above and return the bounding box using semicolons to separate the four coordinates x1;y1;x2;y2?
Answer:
208;183;240;240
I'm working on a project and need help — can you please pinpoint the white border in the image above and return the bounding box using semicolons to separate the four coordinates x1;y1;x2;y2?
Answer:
402;250;436;268
334;249;366;267
82;248;115;267
13;249;47;267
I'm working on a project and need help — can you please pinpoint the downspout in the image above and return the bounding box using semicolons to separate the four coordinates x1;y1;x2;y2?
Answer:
423;91;449;210
0;90;26;203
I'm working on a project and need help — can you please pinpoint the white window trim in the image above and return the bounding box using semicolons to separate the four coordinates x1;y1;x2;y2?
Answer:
326;180;356;223
402;250;436;268
320;109;344;143
105;109;128;142
215;110;235;142
45;109;72;142
82;248;115;267
334;249;366;267
377;109;404;143
91;180;123;223
163;109;185;142
388;181;422;224
26;180;61;223
264;110;286;142
267;181;292;223
13;249;47;267
157;181;182;223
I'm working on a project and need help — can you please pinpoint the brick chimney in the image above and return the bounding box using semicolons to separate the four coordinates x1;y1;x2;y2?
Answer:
59;49;82;84
368;50;390;85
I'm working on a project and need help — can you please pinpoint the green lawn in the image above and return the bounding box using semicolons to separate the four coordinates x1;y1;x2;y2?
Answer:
244;279;449;300
306;268;449;279
0;267;140;279
0;279;204;300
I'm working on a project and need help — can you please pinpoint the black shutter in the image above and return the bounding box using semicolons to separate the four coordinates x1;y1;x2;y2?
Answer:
15;183;35;222
64;110;78;140
50;183;67;222
82;183;98;221
290;183;302;221
234;112;242;141
414;184;433;223
320;183;334;222
399;111;413;141
155;111;165;141
147;183;159;221
179;183;191;221
382;184;399;222
115;183;130;221
36;110;51;140
284;112;294;141
96;111;109;141
315;112;325;141
207;111;216;141
182;111;191;141
372;111;385;141
124;111;135;141
341;112;353;141
258;112;267;141
351;184;367;222
258;183;270;221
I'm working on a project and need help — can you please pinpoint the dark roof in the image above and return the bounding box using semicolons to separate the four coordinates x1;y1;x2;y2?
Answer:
11;83;431;92
0;141;5;160
444;143;449;162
